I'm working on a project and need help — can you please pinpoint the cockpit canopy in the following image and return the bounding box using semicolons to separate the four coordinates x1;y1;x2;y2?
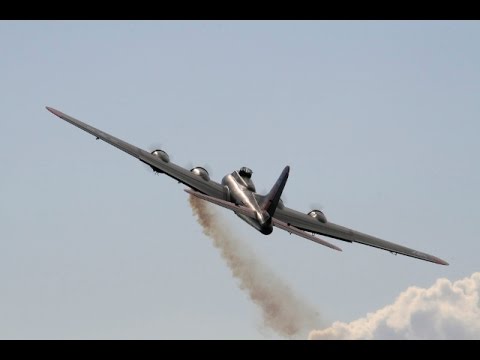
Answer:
239;167;253;179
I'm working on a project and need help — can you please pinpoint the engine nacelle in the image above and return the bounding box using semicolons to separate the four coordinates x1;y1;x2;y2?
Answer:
151;149;170;163
308;209;327;223
190;166;210;181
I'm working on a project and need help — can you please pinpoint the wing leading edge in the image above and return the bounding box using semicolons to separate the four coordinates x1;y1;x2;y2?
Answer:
46;107;226;199
274;206;448;265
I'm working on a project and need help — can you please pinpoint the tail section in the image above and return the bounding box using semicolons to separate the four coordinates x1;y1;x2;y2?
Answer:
262;166;290;217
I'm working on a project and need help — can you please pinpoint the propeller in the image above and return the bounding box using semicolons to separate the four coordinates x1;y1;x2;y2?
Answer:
278;193;288;206
142;142;169;174
309;202;324;211
148;141;164;151
185;161;213;177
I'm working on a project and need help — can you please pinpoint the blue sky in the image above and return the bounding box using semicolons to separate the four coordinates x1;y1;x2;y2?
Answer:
1;21;479;339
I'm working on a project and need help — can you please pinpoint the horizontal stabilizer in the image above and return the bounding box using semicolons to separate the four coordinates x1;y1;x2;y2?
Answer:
272;218;342;252
185;189;257;219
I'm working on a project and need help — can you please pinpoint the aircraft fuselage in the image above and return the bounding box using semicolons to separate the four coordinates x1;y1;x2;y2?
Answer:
221;169;273;235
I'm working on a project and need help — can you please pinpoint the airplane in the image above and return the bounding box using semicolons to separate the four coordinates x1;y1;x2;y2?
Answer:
45;107;449;266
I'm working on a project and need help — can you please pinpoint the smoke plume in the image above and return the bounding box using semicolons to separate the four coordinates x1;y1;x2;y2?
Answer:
189;195;321;338
309;272;480;339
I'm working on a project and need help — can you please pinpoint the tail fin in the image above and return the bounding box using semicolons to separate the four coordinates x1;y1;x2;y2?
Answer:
262;166;290;217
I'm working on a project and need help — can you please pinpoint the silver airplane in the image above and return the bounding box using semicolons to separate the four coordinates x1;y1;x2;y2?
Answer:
46;107;449;265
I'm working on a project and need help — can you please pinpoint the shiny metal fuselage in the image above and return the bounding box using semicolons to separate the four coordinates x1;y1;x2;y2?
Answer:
221;171;272;235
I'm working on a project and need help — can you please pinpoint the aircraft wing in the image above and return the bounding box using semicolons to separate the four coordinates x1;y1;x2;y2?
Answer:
46;107;226;200
273;206;448;265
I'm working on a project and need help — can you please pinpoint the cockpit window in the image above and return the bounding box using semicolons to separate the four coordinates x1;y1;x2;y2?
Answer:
239;167;253;178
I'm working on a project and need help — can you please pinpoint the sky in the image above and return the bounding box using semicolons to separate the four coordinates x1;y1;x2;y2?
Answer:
1;20;479;339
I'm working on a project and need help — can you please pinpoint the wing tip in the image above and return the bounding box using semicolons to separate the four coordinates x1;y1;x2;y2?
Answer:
331;244;342;252
313;235;342;252
46;106;61;117
435;258;449;266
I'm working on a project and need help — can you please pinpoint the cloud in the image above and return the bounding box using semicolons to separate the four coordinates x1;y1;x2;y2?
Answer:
309;272;480;339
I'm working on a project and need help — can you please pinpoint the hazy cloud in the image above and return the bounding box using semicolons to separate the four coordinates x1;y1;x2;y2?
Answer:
309;272;480;339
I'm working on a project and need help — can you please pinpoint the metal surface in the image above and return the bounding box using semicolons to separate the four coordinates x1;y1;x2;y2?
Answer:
46;106;449;266
190;167;210;181
221;171;271;234
151;149;170;163
308;210;327;223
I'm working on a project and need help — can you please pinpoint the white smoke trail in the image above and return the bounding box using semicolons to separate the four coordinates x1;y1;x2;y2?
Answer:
189;195;322;338
309;272;480;339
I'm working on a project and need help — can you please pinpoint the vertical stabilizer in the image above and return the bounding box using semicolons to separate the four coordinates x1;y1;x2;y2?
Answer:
261;166;290;217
